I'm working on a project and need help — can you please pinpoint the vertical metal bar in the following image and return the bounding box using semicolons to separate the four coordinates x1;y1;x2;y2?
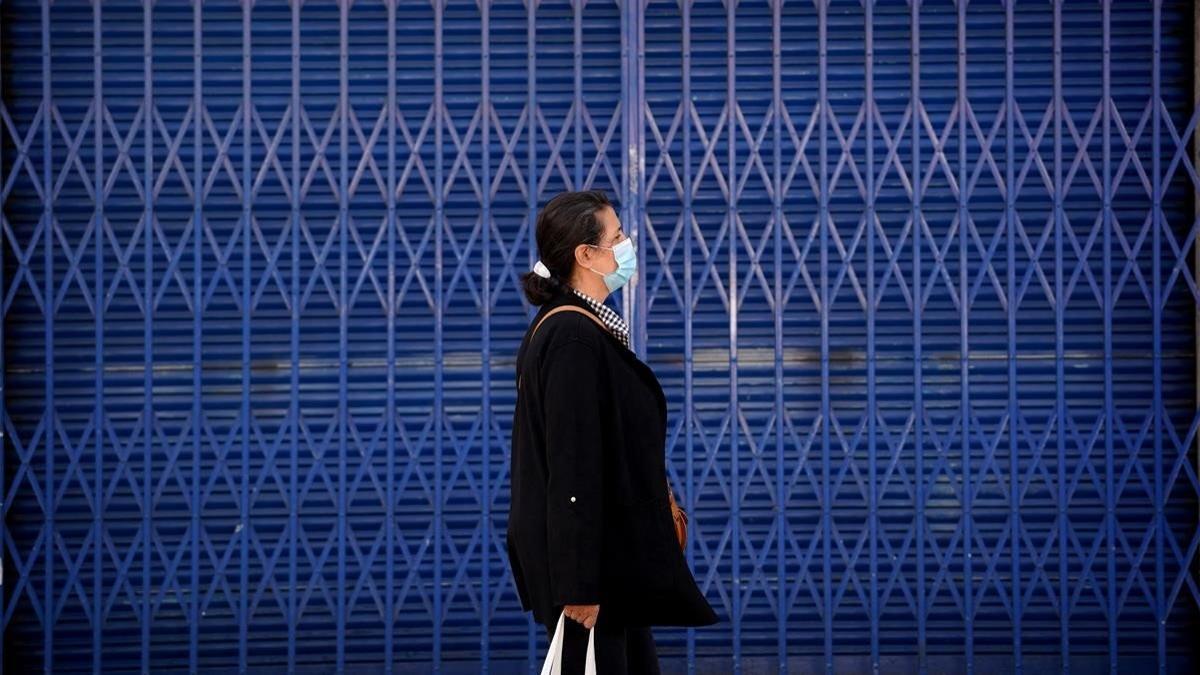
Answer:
621;0;641;342
386;0;397;670
337;1;349;669
141;1;154;670
1151;2;1165;672
1102;2;1117;671
617;3;626;309
190;2;203;670
620;1;628;326
478;0;491;667
240;2;253;669
435;0;446;667
772;0;786;670
0;1;6;663
524;0;538;656
288;1;301;668
92;3;104;672
1004;1;1018;670
910;2;927;669
40;1;55;669
573;0;582;190
959;2;976;671
639;2;647;344
633;0;646;348
1195;0;1200;521
724;0;742;667
682;0;699;667
1053;1;1070;670
621;0;635;337
525;10;537;313
818;0;833;671
864;1;879;672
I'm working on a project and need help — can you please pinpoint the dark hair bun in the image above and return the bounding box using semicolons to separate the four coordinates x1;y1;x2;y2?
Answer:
521;269;564;306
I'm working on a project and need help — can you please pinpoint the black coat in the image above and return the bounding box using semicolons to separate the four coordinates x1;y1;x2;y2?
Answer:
505;289;720;629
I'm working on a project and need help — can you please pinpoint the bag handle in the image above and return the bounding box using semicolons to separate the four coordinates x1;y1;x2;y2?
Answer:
540;608;597;675
530;304;608;342
518;305;609;391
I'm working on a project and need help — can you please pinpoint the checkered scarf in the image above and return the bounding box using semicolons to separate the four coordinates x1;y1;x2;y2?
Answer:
571;287;630;351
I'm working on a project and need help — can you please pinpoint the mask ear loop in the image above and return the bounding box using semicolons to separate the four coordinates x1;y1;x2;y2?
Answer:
581;242;617;279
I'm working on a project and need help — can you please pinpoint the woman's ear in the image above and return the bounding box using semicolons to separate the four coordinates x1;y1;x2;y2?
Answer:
573;242;593;268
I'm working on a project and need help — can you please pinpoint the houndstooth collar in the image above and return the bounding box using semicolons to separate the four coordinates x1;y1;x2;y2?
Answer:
570;287;630;350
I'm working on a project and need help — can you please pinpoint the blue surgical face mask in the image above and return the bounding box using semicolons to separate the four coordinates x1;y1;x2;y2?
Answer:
585;236;637;292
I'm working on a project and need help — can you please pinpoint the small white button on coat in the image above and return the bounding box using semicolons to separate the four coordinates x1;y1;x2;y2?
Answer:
570;496;576;502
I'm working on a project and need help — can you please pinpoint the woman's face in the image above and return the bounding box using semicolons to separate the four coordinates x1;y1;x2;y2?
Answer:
578;205;627;275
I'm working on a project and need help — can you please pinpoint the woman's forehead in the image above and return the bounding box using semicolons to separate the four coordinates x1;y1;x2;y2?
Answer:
597;206;621;233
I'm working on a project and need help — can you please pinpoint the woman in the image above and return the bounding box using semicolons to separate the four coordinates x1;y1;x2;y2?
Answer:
506;190;719;674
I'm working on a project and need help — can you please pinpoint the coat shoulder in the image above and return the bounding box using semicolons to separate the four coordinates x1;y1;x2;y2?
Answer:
532;310;607;352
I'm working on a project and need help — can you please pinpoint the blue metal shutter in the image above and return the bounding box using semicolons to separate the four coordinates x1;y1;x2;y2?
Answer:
0;0;626;671
638;0;1198;671
1;1;1198;673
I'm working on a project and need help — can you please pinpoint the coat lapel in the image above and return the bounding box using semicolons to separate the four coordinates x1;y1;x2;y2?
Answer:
545;291;668;424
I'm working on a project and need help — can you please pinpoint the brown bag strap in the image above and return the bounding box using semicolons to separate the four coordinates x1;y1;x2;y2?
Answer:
518;305;609;390
529;304;608;342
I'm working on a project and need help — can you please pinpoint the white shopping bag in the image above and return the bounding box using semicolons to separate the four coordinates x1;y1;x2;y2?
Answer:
540;608;597;675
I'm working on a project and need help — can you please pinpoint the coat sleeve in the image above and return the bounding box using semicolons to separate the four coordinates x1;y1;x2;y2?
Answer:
540;336;605;605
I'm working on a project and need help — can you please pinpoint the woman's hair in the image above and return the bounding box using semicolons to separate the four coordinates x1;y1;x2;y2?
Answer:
521;189;614;306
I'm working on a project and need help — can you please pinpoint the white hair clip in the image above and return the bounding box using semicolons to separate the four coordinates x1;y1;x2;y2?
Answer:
532;260;552;279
